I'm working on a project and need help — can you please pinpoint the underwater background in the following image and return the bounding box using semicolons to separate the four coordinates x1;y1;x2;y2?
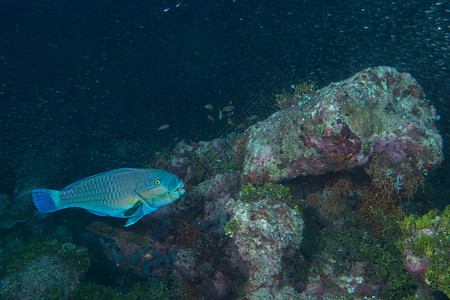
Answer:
0;0;448;299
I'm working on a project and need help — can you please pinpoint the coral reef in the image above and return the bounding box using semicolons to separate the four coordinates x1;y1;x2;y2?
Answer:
226;197;304;298
87;213;245;299
305;176;362;232
241;66;442;182
1;255;81;299
317;177;356;218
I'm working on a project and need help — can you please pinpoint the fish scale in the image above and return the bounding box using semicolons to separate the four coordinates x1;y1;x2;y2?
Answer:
60;170;146;214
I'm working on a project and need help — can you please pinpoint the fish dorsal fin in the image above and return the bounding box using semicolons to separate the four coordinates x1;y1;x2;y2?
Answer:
124;201;143;217
62;168;138;191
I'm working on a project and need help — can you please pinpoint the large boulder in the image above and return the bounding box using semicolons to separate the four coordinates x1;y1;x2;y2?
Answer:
242;66;443;182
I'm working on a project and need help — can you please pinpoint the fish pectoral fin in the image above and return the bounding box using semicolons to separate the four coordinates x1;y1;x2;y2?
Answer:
125;216;143;227
134;191;153;208
124;201;143;217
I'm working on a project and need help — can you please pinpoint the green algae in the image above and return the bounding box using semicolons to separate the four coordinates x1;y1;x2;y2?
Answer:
399;208;444;235
224;217;240;237
426;234;450;298
241;182;293;206
317;124;326;137
399;205;450;297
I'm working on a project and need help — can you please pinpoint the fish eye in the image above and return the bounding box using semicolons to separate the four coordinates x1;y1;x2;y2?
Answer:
155;179;161;185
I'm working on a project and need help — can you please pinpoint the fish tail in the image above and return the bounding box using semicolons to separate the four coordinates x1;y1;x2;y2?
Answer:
20;189;61;214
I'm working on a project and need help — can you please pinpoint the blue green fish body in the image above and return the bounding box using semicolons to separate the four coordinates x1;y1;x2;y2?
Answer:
21;168;184;226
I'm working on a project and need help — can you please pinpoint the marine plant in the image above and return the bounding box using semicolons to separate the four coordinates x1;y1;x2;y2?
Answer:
399;205;450;297
241;182;293;206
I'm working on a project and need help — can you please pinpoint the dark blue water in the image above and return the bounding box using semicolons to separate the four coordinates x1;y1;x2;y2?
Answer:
0;0;448;193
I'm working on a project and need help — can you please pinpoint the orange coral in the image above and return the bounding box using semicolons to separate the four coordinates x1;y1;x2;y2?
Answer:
177;218;207;244
247;170;270;185
357;187;404;237
358;156;425;236
364;156;424;203
318;177;354;217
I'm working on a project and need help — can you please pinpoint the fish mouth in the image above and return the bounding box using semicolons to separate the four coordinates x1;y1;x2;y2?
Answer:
171;181;185;198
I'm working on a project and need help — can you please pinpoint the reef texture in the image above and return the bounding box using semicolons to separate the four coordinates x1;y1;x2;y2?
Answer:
242;66;443;182
226;198;304;299
0;248;85;299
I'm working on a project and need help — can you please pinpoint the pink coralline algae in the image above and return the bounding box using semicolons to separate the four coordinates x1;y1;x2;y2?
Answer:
226;198;304;299
242;66;443;182
403;249;429;284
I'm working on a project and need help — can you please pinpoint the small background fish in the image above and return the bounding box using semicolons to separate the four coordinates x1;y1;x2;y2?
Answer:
157;124;170;131
18;168;184;227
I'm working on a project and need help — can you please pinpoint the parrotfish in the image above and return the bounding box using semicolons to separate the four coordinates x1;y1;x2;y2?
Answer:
18;168;185;227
